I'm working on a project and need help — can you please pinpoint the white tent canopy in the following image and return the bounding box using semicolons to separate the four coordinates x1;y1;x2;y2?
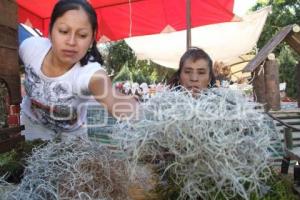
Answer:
125;7;270;69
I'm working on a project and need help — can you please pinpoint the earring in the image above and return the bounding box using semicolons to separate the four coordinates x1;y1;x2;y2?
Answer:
88;44;93;53
87;47;92;53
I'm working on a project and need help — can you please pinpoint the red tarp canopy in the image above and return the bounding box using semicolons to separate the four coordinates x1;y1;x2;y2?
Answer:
16;0;235;42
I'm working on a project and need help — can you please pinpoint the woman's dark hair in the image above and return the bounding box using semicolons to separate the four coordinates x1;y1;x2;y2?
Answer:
49;0;103;66
168;47;216;88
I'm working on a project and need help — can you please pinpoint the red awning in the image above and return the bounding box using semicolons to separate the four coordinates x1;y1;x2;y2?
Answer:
17;0;235;42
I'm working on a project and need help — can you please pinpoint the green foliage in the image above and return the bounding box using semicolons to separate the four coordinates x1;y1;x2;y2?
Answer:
132;69;151;84
105;40;136;76
255;173;298;200
112;62;133;83
278;46;298;97
151;169;298;200
252;0;300;98
254;1;299;48
0;139;46;183
104;41;175;84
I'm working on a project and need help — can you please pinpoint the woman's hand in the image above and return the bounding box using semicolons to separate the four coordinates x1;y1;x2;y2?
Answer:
89;70;139;120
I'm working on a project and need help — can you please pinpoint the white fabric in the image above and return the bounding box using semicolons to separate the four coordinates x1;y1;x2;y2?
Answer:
19;37;103;138
21;114;88;141
125;7;270;69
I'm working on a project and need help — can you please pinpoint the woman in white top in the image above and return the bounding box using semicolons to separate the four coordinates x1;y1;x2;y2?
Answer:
19;0;138;141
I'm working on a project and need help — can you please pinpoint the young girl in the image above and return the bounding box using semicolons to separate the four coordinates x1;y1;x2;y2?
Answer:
19;0;138;141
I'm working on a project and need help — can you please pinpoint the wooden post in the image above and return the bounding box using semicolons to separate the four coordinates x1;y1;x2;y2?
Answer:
296;61;300;107
264;54;281;111
284;127;293;150
281;128;292;174
186;0;191;50
252;64;266;106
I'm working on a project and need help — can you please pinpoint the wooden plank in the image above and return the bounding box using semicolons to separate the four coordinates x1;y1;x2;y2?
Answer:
291;139;300;143
276;121;300;126
270;109;300;114
273;112;300;116
0;125;25;137
243;25;293;72
285;34;300;55
267;112;300;131
275;119;300;124
0;0;17;30
278;118;300;122
276;121;300;125
278;127;298;132
291;132;300;135
274;115;300;120
275;119;300;125
278;127;300;133
0;48;19;75
0;25;17;49
285;25;300;55
285;147;300;161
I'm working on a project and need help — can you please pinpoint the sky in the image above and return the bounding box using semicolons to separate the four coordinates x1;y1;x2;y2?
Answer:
234;0;258;16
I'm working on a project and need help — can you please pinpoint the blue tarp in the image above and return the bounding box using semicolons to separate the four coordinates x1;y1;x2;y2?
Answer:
18;24;41;45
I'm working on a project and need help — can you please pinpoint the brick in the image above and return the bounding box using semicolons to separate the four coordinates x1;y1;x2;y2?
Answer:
8;105;20;114
7;114;19;126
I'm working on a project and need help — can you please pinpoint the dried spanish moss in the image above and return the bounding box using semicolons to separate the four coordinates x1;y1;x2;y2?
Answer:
0;176;16;200
1;139;130;200
113;88;280;200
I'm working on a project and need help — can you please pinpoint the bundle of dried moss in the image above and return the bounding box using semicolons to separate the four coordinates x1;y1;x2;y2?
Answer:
1;139;131;200
114;88;280;200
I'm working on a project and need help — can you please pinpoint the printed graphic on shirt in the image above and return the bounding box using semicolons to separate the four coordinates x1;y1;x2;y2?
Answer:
24;65;78;132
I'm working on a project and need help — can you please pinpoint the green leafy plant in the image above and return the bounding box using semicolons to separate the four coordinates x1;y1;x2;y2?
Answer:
253;0;300;98
151;169;298;200
0;139;46;183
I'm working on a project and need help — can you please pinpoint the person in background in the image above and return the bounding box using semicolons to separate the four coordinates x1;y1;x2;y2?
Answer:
19;0;138;141
213;61;232;87
168;47;216;94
